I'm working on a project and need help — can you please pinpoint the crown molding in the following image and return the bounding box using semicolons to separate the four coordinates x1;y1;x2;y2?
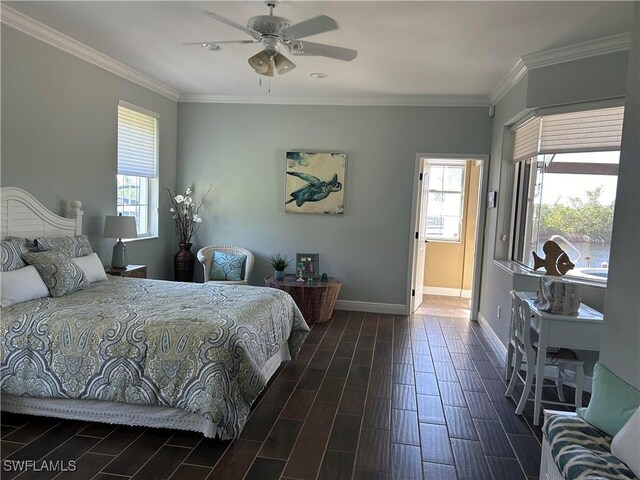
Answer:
178;94;491;107
522;32;631;70
490;32;631;106
489;58;527;106
1;5;180;102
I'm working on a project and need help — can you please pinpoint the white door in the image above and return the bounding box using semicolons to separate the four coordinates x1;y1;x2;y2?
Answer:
411;160;430;312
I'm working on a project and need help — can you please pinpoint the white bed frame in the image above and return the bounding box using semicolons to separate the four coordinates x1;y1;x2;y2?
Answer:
0;187;290;438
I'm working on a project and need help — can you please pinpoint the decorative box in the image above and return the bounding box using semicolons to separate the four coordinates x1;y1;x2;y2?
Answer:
534;276;581;315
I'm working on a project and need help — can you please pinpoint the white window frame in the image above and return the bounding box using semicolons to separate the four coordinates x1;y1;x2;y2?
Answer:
425;161;467;243
117;100;159;239
509;102;624;283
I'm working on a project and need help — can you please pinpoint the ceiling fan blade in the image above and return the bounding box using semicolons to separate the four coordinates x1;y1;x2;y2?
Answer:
288;40;357;61
282;15;338;40
184;40;258;45
203;11;260;40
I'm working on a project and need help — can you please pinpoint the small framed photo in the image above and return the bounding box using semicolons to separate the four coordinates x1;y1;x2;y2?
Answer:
296;253;319;278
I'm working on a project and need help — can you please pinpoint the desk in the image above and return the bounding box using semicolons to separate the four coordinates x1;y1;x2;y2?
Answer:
514;291;603;424
265;275;341;324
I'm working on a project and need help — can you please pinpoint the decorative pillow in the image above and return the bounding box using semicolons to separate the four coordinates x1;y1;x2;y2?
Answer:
22;251;89;297
36;235;93;258
1;265;51;307
577;361;640;436
611;407;640;478
71;253;107;284
210;251;247;281
6;236;39;252
1;240;28;271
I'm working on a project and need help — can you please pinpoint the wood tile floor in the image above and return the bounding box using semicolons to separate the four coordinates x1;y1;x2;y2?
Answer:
1;296;553;480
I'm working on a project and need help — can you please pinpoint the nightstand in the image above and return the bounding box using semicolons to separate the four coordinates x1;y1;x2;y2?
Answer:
105;264;147;279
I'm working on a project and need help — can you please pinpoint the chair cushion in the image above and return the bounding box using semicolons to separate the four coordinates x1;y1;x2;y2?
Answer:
545;414;638;480
577;362;640;437
210;251;247;281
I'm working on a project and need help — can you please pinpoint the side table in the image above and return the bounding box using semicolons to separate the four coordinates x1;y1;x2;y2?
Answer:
105;264;147;279
264;275;341;324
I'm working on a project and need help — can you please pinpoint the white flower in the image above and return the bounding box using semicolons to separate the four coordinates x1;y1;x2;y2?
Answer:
184;197;193;206
193;214;202;223
185;187;192;195
175;195;185;203
169;207;175;213
183;209;188;215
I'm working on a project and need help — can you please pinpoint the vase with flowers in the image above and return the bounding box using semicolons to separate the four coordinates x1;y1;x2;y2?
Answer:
167;185;211;282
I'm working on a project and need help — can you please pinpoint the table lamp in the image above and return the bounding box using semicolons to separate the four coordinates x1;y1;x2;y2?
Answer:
104;214;137;268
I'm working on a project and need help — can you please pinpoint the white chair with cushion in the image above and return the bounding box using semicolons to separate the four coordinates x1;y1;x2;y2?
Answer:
505;290;585;416
197;245;255;285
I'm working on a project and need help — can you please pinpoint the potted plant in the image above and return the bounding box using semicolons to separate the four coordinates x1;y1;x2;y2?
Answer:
269;253;290;280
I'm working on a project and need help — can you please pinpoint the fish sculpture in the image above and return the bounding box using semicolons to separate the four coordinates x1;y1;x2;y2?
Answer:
532;240;575;276
286;172;342;207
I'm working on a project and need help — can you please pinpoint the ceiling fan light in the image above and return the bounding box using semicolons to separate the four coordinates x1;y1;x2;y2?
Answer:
274;52;296;74
248;50;274;76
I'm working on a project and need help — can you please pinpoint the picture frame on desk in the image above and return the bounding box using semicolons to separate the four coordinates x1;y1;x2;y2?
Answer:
296;253;319;278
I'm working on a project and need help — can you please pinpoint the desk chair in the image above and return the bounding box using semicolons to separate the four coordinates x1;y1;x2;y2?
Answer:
505;290;585;417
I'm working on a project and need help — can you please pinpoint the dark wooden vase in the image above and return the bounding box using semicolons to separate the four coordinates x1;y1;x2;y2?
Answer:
174;243;195;282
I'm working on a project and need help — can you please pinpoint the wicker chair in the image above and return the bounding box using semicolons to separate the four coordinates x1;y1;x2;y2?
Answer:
197;245;255;285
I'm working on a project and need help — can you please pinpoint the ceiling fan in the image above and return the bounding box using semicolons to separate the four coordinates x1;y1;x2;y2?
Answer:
187;0;358;77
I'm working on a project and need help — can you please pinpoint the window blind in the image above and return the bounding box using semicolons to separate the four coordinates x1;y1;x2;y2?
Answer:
117;105;157;178
539;106;625;154
512;117;541;162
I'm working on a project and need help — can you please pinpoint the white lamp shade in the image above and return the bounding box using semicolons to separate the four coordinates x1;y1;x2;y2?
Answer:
274;52;296;74
248;50;274;77
104;215;137;239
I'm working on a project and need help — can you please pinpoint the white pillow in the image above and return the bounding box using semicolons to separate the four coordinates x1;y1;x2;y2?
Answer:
71;253;107;284
611;406;640;477
1;266;51;307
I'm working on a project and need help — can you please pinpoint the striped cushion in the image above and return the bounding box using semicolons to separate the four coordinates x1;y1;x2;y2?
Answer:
545;414;638;480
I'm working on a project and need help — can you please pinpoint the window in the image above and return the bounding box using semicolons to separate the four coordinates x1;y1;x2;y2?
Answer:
426;163;466;242
511;105;624;282
117;102;159;238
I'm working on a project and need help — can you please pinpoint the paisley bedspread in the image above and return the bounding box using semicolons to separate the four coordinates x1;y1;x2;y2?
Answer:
0;276;309;438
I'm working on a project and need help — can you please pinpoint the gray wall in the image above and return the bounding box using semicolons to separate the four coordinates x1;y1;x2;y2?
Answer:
600;4;640;388
1;27;178;279
478;49;632;374
177;103;492;305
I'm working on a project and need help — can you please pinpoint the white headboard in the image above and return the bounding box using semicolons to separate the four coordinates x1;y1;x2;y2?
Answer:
0;187;83;240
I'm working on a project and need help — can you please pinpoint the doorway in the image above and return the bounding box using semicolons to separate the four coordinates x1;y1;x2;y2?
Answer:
407;154;488;317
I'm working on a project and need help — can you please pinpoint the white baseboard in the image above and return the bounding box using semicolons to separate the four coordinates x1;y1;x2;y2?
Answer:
424;286;462;297
478;313;508;357
461;289;472;299
334;300;406;315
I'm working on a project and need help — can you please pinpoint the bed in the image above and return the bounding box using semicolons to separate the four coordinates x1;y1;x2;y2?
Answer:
0;187;309;439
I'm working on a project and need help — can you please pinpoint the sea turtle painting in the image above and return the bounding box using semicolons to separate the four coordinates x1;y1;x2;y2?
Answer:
286;172;342;207
285;152;346;215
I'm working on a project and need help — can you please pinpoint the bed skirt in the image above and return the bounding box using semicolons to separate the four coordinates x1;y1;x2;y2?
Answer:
1;342;291;439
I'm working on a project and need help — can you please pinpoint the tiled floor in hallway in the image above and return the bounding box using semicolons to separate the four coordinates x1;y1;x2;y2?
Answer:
1;296;548;480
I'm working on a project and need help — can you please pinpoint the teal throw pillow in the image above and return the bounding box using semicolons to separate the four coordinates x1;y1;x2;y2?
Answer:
577;361;640;436
210;251;247;281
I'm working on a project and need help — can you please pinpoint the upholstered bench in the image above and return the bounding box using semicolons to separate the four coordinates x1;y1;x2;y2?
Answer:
541;411;638;480
540;361;639;480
